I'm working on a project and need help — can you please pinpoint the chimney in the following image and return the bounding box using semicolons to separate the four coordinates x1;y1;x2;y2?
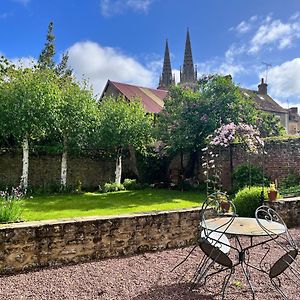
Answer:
290;107;298;114
258;78;268;95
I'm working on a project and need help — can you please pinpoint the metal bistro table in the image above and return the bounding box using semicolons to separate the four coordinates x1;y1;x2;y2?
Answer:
201;216;286;299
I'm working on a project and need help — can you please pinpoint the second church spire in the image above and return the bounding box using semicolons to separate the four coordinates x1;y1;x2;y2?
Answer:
180;29;197;89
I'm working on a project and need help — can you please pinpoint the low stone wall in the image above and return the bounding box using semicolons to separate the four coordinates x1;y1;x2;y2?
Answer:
268;197;300;228
0;208;201;275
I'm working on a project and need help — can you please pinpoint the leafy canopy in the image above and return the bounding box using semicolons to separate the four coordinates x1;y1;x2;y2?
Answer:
97;96;153;152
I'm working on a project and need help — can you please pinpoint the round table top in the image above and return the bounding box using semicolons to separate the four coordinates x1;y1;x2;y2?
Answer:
202;217;286;236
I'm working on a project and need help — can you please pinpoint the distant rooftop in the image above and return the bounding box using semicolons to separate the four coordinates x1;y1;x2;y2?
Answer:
102;80;168;113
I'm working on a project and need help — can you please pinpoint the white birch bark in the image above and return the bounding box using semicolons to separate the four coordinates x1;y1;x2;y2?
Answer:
115;154;122;184
61;139;68;187
20;136;29;191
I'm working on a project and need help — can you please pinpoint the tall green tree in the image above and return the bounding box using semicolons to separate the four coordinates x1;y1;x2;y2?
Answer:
0;67;61;190
97;97;153;184
157;75;282;177
53;78;99;188
38;21;72;77
38;21;55;69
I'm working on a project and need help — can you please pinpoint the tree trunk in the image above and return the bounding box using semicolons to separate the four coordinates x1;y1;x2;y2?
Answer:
61;138;68;188
184;150;199;178
128;145;139;179
115;149;122;184
20;135;29;191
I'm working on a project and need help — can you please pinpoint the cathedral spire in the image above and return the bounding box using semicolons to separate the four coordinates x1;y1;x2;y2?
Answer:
158;39;174;90
180;29;197;89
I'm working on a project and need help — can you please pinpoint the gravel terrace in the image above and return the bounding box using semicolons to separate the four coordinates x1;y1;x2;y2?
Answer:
0;228;300;300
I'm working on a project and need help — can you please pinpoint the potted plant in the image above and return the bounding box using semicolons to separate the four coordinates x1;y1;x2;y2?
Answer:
268;183;278;201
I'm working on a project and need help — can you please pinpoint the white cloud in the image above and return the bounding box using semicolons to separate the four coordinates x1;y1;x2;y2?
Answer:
235;21;251;34
100;0;153;16
249;18;300;54
262;58;300;104
230;15;257;34
11;56;36;68
67;41;155;96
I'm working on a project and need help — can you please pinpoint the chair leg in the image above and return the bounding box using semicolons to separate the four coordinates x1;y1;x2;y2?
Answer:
241;262;255;300
221;268;234;300
171;245;198;272
190;255;213;290
270;277;289;300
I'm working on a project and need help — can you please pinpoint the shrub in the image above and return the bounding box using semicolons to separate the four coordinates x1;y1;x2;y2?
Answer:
102;182;125;193
0;187;23;223
123;178;142;190
280;173;300;189
232;164;269;191
233;186;267;217
280;184;300;197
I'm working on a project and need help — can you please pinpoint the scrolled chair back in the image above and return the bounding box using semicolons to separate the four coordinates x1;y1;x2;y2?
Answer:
200;192;237;232
199;192;237;265
255;205;296;249
255;205;299;281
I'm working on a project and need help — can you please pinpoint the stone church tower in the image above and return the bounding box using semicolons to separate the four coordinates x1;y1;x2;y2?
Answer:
158;29;197;90
158;40;175;90
180;29;197;89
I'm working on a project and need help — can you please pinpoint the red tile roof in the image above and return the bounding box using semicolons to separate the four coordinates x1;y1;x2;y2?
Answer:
105;80;168;113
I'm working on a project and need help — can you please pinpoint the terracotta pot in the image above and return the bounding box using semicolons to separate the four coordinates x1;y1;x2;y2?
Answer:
220;201;230;212
268;190;278;201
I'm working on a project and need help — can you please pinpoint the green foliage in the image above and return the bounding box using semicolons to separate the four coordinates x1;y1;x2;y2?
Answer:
97;96;153;152
0;187;23;223
232;164;269;191
123;178;143;190
0;199;23;223
280;185;300;196
38;21;56;69
256;111;285;137
233;186;267;217
102;182;125;193
0;67;61;144
280;173;300;189
137;145;171;183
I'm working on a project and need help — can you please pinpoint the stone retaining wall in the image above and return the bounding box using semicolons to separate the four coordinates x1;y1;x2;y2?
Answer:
0;208;201;275
268;197;300;228
1;199;298;275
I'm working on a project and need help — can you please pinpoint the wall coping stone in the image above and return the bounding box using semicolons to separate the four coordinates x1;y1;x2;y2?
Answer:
0;206;201;230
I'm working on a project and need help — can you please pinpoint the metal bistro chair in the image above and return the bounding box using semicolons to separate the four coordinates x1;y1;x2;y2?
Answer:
172;192;238;298
255;205;300;300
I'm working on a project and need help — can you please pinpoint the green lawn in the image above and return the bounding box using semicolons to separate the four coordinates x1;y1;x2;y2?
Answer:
22;188;205;221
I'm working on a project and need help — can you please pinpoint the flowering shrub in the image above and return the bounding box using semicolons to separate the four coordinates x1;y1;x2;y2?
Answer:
0;186;23;201
210;122;264;153
0;187;23;223
202;122;264;194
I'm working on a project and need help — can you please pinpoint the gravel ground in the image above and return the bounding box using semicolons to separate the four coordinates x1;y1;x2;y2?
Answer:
0;228;300;300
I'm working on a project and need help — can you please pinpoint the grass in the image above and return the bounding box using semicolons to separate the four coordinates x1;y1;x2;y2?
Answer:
21;188;205;221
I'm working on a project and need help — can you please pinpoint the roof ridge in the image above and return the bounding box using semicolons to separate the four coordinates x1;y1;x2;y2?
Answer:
110;80;167;93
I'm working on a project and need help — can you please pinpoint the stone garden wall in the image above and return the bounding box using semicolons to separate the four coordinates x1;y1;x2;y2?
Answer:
0;151;117;189
218;138;300;190
268;197;300;228
0;208;200;274
0;201;299;275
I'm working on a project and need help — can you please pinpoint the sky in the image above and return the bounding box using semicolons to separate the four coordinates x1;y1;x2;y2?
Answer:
1;0;300;110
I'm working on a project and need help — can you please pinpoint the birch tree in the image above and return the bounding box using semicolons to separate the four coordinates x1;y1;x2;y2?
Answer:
98;96;152;184
0;66;60;190
54;79;98;188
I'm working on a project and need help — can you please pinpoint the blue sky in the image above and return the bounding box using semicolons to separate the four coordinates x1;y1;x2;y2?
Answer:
1;0;300;109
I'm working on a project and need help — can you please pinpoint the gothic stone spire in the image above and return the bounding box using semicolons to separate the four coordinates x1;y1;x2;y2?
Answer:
180;29;197;89
158;39;174;90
